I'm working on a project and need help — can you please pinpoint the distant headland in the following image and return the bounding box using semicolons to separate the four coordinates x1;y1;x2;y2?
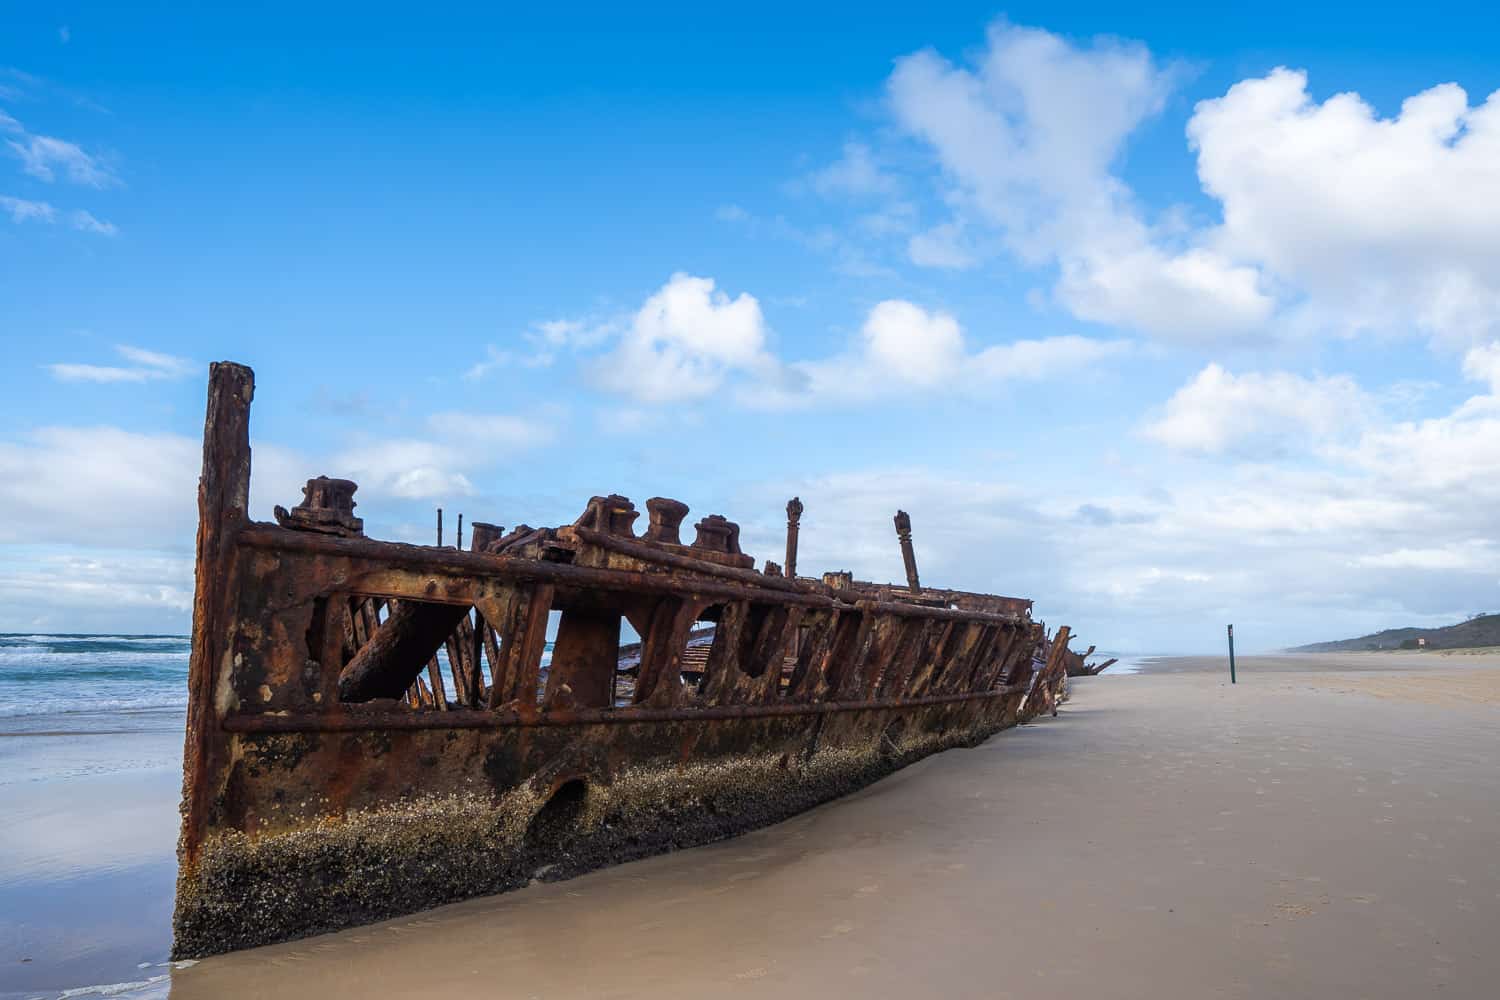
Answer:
1288;613;1500;653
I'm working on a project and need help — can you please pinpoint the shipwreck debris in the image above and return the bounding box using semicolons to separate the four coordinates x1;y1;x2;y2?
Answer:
172;361;1085;958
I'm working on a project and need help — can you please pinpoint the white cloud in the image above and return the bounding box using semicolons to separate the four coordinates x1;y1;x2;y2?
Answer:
1;193;55;223
1189;69;1500;344
2;193;115;234
1463;342;1500;392
881;24;1500;349
425;411;550;448
860;300;965;386
760;300;1129;406
594;273;775;403
335;439;478;500
1356;545;1494;571
886;22;1273;341
7;132;114;187
463;344;514;381
735;402;1498;652
0;422;307;631
543;276;1123;408
0;427;200;547
907;222;976;269
69;208;116;235
333;411;557;500
972;333;1129;380
47;344;192;383
804;142;898;198
1339;393;1500;495
466;318;617;380
0;425;301;548
1143;364;1373;455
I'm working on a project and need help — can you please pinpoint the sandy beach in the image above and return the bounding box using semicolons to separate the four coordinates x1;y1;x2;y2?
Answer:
5;652;1498;999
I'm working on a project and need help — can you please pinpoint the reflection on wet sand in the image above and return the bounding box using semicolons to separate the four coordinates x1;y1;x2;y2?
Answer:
159;657;1498;1000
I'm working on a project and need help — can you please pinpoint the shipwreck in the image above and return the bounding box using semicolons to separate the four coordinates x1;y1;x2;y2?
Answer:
173;362;1079;957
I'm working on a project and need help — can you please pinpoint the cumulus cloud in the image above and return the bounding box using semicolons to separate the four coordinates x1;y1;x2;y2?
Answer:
593;273;776;403
0;422;306;631
536;275;1123;408
1143;364;1374;455
0;425;304;549
881;23;1500;350
861;300;966;386
333;411;557;500
886;22;1273;340
1463;342;1500;392
761;299;1129;405
1189;69;1500;344
334;439;478;501
48;345;193;383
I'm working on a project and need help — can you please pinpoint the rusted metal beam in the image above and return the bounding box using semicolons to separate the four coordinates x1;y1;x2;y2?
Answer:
178;361;254;872
337;599;471;702
224;683;1030;732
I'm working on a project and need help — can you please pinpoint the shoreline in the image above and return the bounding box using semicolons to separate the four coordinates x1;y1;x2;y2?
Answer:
4;654;1498;998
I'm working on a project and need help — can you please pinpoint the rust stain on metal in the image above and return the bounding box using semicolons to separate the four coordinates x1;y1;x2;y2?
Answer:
171;361;1086;958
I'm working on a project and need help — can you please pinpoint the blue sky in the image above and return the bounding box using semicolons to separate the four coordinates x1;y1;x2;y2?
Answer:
3;3;1499;651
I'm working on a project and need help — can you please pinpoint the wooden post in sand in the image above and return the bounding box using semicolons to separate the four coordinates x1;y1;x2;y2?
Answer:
1227;624;1237;684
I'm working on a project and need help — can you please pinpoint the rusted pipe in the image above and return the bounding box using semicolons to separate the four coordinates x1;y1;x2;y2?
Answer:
785;496;803;580
893;509;920;591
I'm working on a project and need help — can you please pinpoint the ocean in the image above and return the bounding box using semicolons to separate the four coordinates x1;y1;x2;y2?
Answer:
0;634;192;721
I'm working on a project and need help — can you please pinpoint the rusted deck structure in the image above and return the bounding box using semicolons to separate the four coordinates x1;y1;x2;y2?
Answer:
173;362;1077;957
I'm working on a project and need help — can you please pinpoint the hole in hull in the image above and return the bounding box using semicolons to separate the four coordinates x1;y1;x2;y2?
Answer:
525;778;588;851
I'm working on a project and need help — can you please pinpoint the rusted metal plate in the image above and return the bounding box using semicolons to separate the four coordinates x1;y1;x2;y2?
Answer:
172;362;1076;959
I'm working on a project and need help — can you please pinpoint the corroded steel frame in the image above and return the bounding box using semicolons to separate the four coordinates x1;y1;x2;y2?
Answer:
173;362;1052;958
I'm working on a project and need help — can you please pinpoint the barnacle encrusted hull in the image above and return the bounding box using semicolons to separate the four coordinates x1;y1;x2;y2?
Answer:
174;362;1073;958
173;700;1020;957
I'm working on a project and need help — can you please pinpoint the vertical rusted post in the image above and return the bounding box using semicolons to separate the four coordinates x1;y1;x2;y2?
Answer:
178;362;254;874
436;507;443;546
894;509;920;592
784;496;803;581
457;513;463;551
1227;624;1237;684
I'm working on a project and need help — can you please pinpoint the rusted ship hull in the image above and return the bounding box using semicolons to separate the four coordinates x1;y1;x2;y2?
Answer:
173;362;1071;958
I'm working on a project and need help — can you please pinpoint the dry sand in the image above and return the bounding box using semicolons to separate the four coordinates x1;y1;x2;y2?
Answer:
124;652;1498;1000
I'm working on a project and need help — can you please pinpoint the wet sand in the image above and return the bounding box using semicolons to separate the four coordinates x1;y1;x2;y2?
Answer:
7;654;1499;998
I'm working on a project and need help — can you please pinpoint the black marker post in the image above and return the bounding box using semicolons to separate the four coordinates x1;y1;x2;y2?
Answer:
1227;623;1237;684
